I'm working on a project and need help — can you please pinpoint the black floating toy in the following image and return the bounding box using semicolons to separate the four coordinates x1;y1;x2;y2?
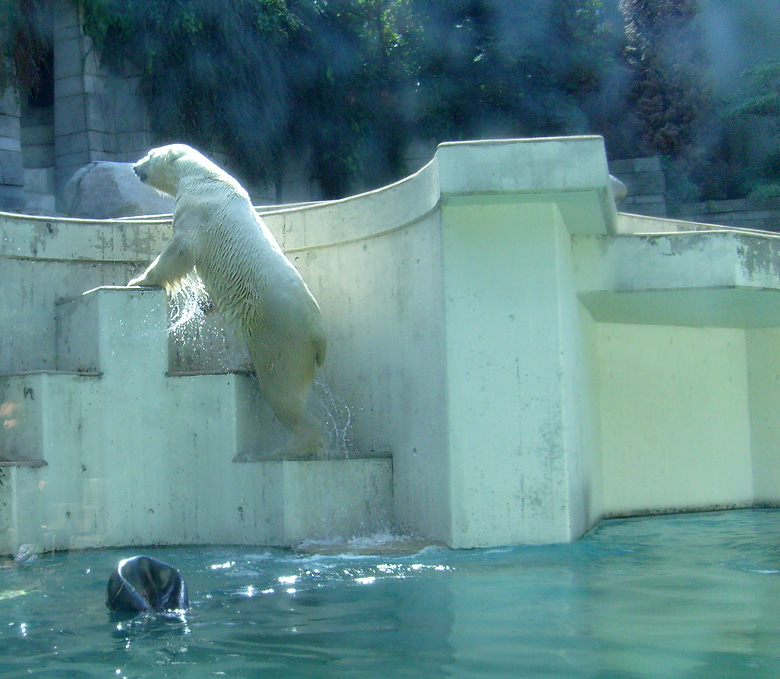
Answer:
106;556;188;613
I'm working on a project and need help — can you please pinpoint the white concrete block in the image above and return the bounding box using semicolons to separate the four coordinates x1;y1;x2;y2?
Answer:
0;286;395;553
436;136;617;235
281;458;394;543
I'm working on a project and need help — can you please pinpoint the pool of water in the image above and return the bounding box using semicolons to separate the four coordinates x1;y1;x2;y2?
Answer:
1;509;780;678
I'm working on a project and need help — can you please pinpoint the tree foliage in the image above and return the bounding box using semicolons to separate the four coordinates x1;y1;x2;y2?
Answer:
729;60;780;198
78;0;299;190
0;0;740;203
0;0;50;93
284;0;413;197
405;1;616;141
619;0;707;158
734;60;780;119
73;0;623;198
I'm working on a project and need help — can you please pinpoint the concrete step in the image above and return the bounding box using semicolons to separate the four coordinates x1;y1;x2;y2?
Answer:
0;286;393;555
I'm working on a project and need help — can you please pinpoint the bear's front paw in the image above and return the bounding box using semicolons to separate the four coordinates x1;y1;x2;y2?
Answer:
127;276;161;288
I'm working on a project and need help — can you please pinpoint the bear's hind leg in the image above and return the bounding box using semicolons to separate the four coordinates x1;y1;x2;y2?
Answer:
247;340;323;460
255;378;323;460
265;405;324;461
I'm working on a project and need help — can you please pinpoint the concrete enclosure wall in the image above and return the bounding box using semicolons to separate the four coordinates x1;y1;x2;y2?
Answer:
2;136;780;554
597;324;753;515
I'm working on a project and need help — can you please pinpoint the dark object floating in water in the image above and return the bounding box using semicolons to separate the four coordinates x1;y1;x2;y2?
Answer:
106;556;188;613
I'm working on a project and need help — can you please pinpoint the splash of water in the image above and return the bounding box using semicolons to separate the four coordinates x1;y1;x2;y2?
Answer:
166;272;209;336
311;380;355;459
165;272;246;375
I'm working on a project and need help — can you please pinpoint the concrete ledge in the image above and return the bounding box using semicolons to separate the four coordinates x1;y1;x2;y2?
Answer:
437;136;610;195
437;136;617;235
614;211;776;235
580;288;780;328
0;136;617;262
0;456;393;554
0;213;172;262
575;231;780;327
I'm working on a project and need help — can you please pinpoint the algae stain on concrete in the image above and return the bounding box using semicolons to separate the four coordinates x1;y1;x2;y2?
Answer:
737;237;780;282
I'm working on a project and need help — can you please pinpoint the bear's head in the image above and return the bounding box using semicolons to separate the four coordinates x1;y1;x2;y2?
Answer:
133;144;201;197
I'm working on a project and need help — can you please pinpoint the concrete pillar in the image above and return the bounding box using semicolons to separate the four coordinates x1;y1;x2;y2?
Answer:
440;201;592;546
431;138;613;547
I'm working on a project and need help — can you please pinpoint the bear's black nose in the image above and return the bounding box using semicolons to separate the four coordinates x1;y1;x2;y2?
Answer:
133;166;147;182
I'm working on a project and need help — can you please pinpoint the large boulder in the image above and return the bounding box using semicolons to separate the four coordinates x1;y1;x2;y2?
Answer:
64;161;174;219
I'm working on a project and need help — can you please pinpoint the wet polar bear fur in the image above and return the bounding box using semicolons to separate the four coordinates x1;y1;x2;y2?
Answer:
128;143;326;458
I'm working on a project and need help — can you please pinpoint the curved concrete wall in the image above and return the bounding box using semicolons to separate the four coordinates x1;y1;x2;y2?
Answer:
3;135;780;553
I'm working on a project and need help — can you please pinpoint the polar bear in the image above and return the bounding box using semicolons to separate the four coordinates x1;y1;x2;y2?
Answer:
128;144;326;458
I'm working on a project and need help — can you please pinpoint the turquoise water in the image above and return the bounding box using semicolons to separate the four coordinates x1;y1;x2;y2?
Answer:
2;510;780;678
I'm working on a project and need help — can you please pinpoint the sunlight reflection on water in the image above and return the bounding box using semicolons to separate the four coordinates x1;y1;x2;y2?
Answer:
2;510;780;678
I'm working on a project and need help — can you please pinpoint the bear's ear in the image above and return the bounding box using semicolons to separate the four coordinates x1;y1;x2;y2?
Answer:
165;146;186;163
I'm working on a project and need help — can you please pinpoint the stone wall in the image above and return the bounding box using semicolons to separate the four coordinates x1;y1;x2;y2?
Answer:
52;0;151;210
0;1;153;214
20;74;55;213
609;154;780;232
674;198;780;232
608;156;667;218
0;85;26;211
